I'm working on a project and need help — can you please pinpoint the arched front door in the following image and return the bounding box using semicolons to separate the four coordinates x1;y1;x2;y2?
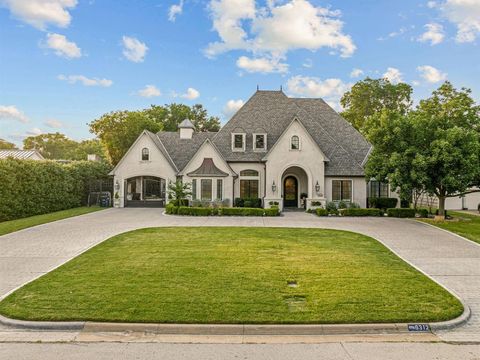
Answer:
283;176;298;207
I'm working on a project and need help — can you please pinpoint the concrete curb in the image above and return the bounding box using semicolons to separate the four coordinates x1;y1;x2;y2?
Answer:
0;314;84;331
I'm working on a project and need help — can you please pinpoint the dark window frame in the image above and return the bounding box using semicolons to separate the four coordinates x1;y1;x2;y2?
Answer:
141;147;149;161
332;180;352;202
291;135;300;150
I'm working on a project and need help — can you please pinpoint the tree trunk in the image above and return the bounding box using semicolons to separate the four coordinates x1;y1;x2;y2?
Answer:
437;195;446;219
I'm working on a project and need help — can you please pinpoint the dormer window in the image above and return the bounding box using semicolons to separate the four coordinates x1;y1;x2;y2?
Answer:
253;133;267;151
142;147;149;161
291;135;300;150
232;133;246;151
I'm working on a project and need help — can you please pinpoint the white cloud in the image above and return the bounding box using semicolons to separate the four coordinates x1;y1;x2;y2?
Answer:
427;1;437;8
286;75;351;109
350;68;364;78
26;127;43;136
181;87;200;100
0;0;77;30
417;23;445;45
223;99;244;118
417;65;447;83
44;119;64;128
137;85;161;98
43;33;81;58
58;74;113;87
122;36;148;63
440;0;480;42
236;55;288;73
302;58;313;68
168;0;184;22
0;105;29;123
383;67;403;84
205;0;355;64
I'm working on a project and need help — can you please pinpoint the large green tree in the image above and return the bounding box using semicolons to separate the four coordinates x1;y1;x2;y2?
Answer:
341;78;413;138
23;133;78;159
0;139;17;149
366;82;480;217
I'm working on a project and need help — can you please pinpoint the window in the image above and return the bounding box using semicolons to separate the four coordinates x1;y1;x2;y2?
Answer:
290;135;300;150
216;179;223;200
191;179;197;200
232;133;245;151
368;180;389;198
332;180;352;201
142;148;149;161
253;134;266;151
240;169;259;176
240;180;258;199
201;179;212;200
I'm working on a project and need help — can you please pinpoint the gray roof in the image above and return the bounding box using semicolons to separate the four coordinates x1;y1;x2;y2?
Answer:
154;90;371;176
0;149;44;160
156;131;216;171
178;119;194;129
187;158;228;177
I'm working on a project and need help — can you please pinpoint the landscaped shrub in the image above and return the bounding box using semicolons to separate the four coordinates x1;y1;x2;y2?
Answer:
387;208;415;218
234;198;261;208
177;206;217;216
0;158;111;221
349;202;360;208
368;197;398;210
416;208;429;218
337;201;348;209
339;208;383;217
311;201;322;206
165;203;178;214
316;208;328;216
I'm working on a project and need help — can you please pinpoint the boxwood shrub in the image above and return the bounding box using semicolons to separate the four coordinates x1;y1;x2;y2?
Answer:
166;205;279;217
234;198;262;208
339;208;383;217
316;208;329;216
416;208;429;218
177;206;216;216
367;197;398;210
387;208;415;218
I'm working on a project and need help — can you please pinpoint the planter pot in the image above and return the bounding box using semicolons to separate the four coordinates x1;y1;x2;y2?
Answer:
114;199;121;208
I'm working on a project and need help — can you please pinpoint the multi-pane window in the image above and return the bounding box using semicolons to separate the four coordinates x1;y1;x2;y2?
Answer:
254;134;266;151
240;180;258;199
191;179;197;200
142;148;149;161
291;136;300;150
201;179;212;200
232;133;245;151
332;180;352;201
368;180;389;198
216;179;223;200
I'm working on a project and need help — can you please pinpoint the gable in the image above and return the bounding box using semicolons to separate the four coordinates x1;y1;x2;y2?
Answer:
180;139;235;177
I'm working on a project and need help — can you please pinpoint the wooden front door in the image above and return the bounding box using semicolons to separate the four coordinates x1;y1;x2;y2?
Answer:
283;176;298;207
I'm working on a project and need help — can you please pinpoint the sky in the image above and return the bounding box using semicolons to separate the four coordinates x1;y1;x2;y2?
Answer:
0;0;479;146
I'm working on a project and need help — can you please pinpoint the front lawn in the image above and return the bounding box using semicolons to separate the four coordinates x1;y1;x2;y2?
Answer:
0;207;104;236
0;227;462;324
420;211;480;244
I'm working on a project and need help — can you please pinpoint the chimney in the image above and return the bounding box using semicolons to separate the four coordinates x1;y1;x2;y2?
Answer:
178;119;195;139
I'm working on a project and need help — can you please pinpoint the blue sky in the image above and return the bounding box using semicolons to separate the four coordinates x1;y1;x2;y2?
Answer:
0;0;479;146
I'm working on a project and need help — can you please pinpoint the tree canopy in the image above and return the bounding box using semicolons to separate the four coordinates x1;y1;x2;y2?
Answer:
365;82;480;216
0;139;17;150
89;103;220;165
340;78;413;139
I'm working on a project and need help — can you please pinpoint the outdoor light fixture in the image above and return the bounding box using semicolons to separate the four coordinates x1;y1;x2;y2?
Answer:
272;181;277;193
115;180;120;191
315;181;320;193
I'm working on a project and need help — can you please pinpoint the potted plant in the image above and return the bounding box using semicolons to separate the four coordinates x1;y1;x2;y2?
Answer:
114;192;120;207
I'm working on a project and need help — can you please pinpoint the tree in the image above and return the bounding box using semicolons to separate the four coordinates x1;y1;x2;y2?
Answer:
0;139;17;149
89;110;162;165
167;180;192;205
341;78;413;138
23;133;78;159
366;82;480;217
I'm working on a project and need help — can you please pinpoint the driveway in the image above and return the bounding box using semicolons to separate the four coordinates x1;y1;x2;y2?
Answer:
1;208;479;342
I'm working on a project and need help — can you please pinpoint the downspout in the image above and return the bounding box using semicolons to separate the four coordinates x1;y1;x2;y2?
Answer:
263;161;266;208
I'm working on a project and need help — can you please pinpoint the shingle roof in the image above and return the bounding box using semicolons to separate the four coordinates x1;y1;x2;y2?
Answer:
0;149;44;160
178;119;195;129
187;158;229;177
156;131;216;171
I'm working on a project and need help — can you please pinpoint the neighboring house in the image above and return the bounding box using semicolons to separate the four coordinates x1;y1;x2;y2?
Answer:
417;190;480;211
110;90;395;209
0;149;45;161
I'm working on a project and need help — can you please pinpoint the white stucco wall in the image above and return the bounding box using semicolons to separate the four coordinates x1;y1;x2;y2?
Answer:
111;133;177;207
325;176;368;208
263;120;326;207
181;141;235;204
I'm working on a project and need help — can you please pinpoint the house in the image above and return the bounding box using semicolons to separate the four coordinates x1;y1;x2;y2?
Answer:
110;90;397;210
0;149;45;161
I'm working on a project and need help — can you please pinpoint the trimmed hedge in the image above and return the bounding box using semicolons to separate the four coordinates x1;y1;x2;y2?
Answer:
387;208;416;218
316;208;329;216
166;204;279;217
367;197;398;210
177;206;216;216
416;208;429;218
234;198;262;208
0;158;111;221
339;208;383;217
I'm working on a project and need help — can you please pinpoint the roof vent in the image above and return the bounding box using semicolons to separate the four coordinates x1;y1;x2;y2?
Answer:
178;119;194;139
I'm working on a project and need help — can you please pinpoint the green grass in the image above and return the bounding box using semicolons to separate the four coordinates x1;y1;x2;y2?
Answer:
0;227;463;324
420;211;480;244
0;207;104;236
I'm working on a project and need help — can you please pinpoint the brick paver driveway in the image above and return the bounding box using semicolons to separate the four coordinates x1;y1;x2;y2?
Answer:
1;208;479;342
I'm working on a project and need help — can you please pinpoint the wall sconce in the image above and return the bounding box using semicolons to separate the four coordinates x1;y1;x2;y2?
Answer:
315;181;320;194
114;180;120;191
272;181;277;193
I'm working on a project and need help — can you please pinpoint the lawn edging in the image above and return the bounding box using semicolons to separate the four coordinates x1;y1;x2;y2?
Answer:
415;219;480;248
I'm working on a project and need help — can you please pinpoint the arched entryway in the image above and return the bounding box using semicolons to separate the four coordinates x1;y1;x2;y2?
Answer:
281;166;309;208
283;176;298;207
125;176;166;207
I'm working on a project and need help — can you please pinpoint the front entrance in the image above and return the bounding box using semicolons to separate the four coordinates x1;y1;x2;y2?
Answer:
125;176;166;207
283;176;298;207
